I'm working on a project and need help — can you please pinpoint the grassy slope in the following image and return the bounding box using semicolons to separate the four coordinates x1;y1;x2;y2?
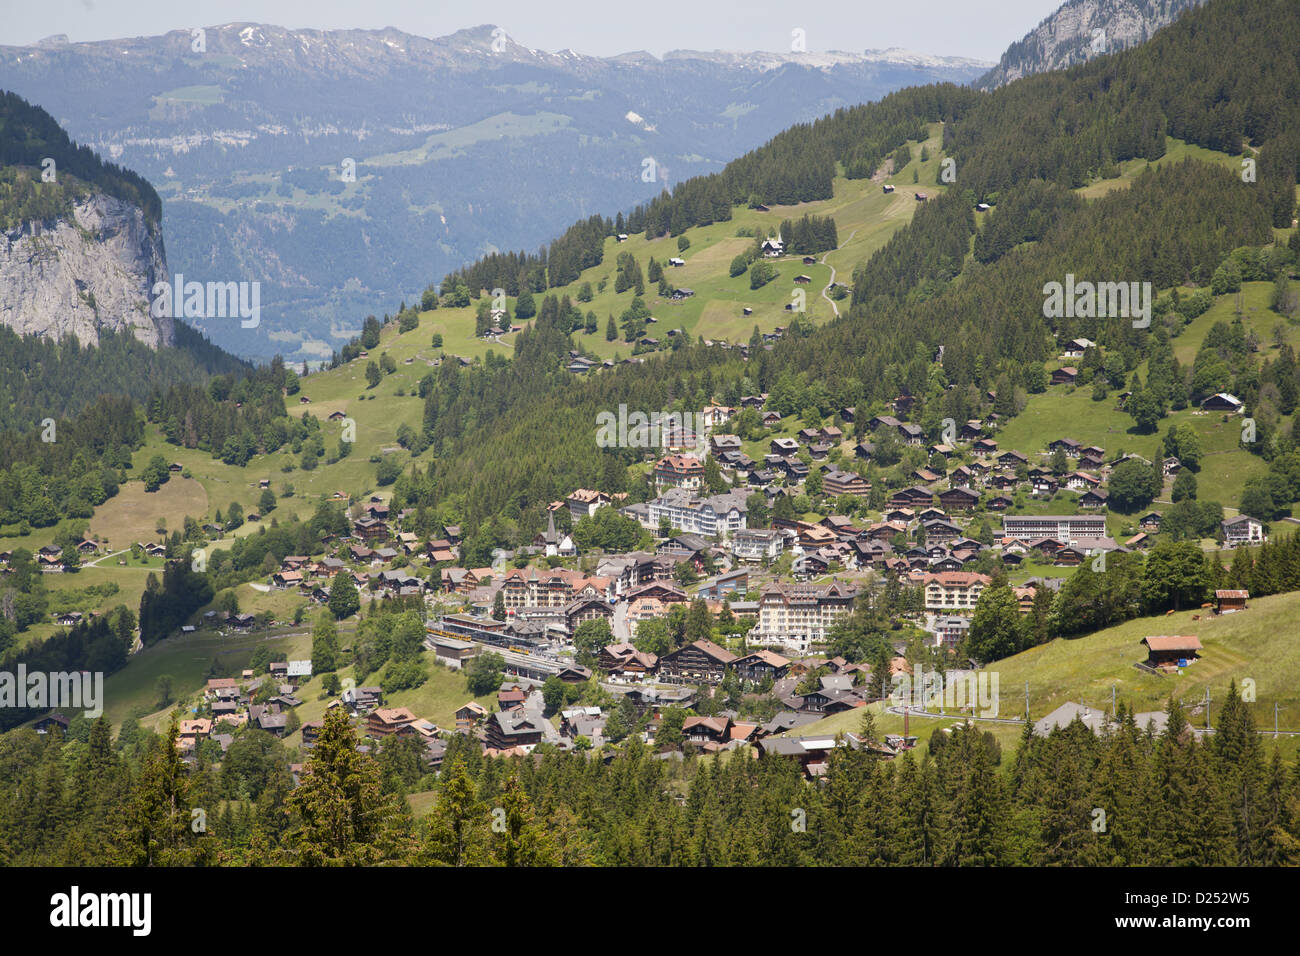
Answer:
786;590;1300;763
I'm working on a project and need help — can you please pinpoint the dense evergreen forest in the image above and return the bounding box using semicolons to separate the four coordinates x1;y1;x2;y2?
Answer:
2;695;1296;866
0;89;162;227
0;324;250;434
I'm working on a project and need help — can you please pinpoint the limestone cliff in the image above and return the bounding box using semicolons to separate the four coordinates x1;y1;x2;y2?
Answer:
0;192;173;348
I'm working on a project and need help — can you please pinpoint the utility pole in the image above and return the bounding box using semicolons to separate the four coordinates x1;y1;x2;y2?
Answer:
1024;681;1029;722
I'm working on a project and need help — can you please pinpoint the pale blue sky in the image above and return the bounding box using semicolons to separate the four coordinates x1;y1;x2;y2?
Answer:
2;0;1064;63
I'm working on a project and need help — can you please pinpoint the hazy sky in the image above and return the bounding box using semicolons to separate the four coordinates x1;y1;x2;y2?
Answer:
2;0;1064;63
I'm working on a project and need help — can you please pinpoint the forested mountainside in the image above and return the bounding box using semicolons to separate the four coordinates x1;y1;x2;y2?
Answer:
2;696;1296;866
1;91;175;349
0;90;256;428
0;89;160;225
975;0;1207;90
0;24;988;363
393;0;1300;530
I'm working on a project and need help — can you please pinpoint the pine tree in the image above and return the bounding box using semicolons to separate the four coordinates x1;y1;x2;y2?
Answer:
114;718;207;866
283;708;410;865
491;773;559;866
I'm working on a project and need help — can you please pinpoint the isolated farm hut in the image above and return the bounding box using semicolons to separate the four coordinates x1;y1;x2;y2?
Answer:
1214;590;1249;614
1141;635;1203;670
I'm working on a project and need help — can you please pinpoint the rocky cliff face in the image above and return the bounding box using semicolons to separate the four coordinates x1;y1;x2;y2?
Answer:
976;0;1206;90
0;192;173;348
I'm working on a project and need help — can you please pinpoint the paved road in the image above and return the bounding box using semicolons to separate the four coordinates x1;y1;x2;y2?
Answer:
612;599;631;642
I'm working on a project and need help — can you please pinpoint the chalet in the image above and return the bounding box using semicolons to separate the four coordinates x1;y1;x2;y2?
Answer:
793;274;812;284
564;597;614;633
987;495;1014;511
1141;635;1203;671
682;715;735;747
802;255;817;265
914;192;928;201
1031;476;1059;497
1201;392;1244;413
598;642;659;679
367;707;419;737
455;702;488;733
796;687;864;715
1215;589;1249;613
670;288;695;300
882;184;895;193
823;469;870;498
497;684;529;711
760;237;785;257
1061;338;1095;358
271;570;304;589
658;639;738;685
668;257;685;267
353;517;389;541
922;518;961;543
889;486;934;509
1051;367;1079;385
897;422;924;445
757;734;876;777
258;712;288;737
937;486;980;511
1049;438;1082;456
770;437;800;456
997;450;1028;468
1078;489;1109;509
34;713;70;734
1125;532;1152;550
988;472;1019;491
485;711;545;751
731;650;790;684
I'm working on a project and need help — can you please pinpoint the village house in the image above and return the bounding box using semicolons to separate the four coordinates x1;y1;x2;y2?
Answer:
455;702;488;733
732;649;791;684
658;639;738;685
823;469;870;498
367;707;420;737
485;710;545;751
598;642;659;679
1222;515;1265;547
